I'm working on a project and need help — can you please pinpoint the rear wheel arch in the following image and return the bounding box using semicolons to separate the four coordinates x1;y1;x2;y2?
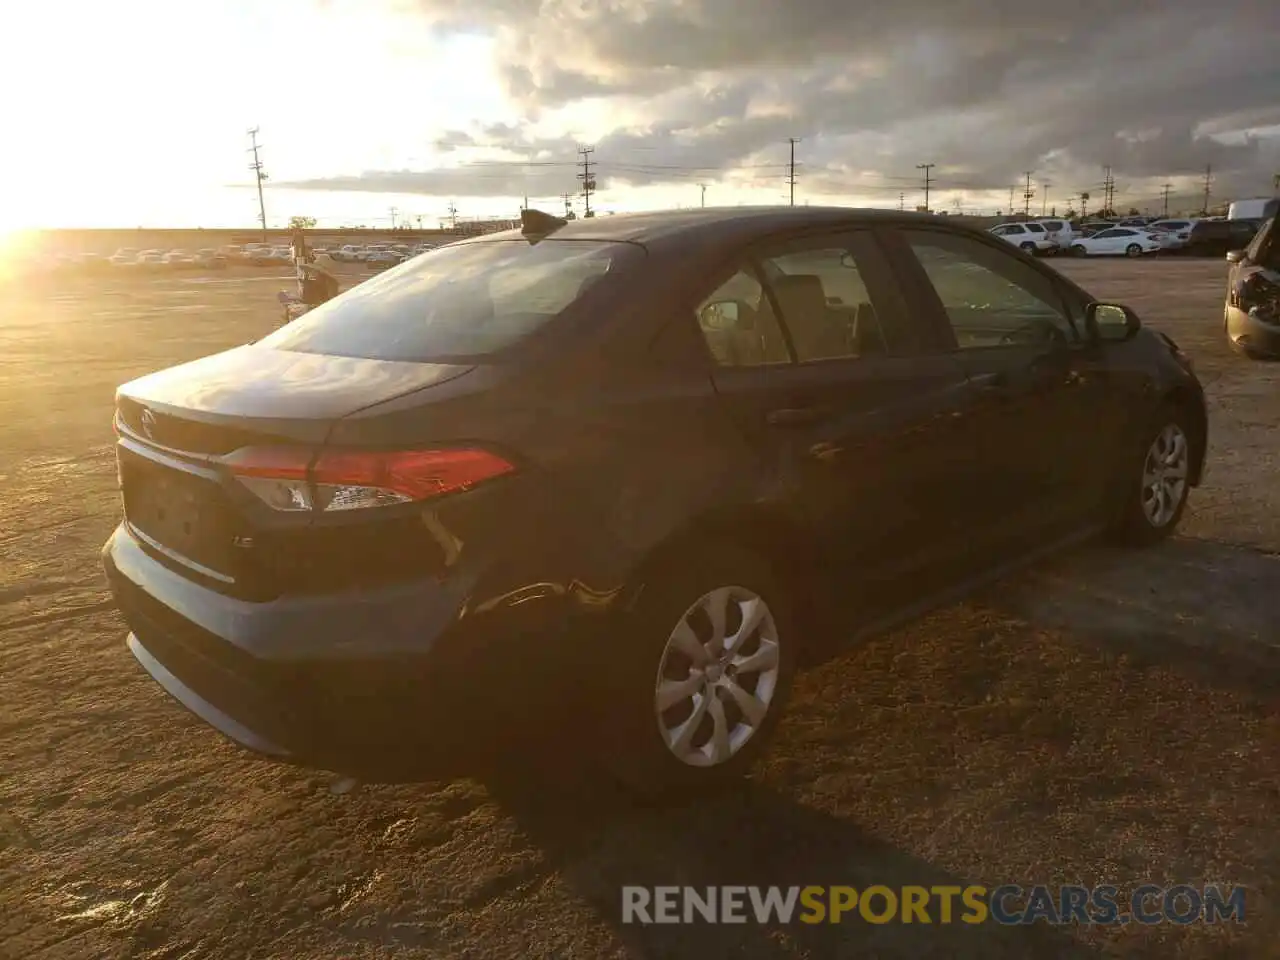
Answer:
623;504;818;627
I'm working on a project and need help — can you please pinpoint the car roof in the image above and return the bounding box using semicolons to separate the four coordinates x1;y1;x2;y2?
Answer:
451;206;958;252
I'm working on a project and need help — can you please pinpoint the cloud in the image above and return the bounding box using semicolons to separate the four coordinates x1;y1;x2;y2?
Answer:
287;0;1280;211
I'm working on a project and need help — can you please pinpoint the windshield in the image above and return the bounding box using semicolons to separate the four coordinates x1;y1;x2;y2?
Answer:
261;238;631;362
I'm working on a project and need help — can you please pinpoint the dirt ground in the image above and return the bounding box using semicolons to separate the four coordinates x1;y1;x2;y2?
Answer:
1;256;1277;959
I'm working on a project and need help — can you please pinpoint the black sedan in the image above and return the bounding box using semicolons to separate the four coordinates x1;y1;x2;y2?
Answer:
102;206;1207;800
1225;215;1280;359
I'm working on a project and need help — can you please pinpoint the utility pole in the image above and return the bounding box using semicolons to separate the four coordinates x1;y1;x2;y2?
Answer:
388;206;398;229
899;192;905;211
699;183;707;208
578;146;597;218
787;138;800;206
1040;180;1051;216
1080;192;1089;219
1201;164;1213;215
1161;183;1172;218
1102;165;1115;215
247;127;268;242
916;162;935;212
447;201;457;230
1022;171;1034;217
560;193;574;217
1273;171;1279;193
1008;185;1015;217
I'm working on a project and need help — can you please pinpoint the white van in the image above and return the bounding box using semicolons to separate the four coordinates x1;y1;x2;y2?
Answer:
1228;197;1280;221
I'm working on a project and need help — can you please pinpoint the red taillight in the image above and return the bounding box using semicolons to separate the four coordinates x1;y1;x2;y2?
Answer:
224;446;515;512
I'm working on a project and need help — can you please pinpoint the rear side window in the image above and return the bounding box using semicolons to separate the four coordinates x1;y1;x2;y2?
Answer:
1042;221;1065;230
261;239;632;361
1025;223;1046;233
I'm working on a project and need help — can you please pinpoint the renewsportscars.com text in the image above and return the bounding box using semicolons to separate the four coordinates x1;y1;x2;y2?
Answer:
621;884;1246;926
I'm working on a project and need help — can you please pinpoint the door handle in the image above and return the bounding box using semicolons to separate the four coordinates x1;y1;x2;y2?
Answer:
765;405;827;426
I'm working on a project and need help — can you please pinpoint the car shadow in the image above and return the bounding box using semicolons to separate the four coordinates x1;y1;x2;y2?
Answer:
972;536;1280;699
793;533;1279;701
477;768;1102;959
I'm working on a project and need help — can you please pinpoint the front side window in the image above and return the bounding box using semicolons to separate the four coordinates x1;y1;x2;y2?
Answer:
901;230;1075;349
261;239;631;361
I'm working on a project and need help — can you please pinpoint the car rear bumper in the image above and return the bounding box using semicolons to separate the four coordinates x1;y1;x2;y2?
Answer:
103;523;590;777
1225;305;1280;359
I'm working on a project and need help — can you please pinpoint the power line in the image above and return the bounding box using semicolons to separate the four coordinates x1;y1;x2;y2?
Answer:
787;138;800;206
578;146;597;218
917;163;935;212
247;127;268;242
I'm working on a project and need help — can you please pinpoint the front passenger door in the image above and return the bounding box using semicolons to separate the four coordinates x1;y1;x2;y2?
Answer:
886;227;1114;546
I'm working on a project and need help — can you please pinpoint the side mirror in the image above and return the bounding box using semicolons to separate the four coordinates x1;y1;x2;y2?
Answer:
1086;302;1141;343
698;300;751;330
1225;249;1247;264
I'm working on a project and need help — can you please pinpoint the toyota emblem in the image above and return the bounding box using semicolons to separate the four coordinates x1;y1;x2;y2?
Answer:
139;407;157;440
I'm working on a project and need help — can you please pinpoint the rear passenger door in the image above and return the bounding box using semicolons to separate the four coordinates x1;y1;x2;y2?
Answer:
693;230;976;578
883;226;1115;544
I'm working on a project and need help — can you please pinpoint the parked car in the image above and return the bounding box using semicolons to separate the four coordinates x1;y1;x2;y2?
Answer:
109;248;140;267
163;250;197;268
1184;219;1261;257
987;221;1058;255
1076;221;1113;237
193;249;228;269
103;207;1207;799
1145;219;1198;251
136;251;167;269
1035;218;1074;247
331;245;366;262
365;249;405;268
1067;227;1162;257
1224;216;1280;359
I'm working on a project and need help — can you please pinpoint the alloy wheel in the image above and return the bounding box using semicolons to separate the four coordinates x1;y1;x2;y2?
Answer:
1141;423;1189;528
654;586;781;767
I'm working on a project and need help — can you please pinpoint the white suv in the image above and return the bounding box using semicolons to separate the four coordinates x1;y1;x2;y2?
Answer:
988;222;1058;255
1036;218;1074;247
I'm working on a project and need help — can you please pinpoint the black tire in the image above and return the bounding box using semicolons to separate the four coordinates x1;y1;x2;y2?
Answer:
1071;245;1087;257
596;542;796;803
1126;243;1143;257
1020;241;1037;255
1108;405;1194;546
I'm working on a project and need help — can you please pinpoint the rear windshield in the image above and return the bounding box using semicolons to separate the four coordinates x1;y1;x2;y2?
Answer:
1041;221;1065;230
261;239;630;361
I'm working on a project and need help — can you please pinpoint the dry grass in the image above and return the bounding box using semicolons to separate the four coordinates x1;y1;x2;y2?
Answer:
0;257;1277;959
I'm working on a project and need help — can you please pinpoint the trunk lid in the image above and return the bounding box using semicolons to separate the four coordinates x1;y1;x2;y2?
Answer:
114;345;476;598
117;344;475;451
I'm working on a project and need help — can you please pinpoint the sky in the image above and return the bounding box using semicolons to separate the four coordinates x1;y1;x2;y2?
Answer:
2;0;1278;233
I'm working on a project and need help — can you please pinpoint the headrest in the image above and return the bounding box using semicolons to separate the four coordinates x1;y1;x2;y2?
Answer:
771;274;828;313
